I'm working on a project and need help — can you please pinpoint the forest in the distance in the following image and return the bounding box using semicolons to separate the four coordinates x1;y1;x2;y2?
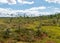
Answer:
0;13;60;43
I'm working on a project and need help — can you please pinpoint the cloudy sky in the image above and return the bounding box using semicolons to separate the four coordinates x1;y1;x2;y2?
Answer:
0;0;60;17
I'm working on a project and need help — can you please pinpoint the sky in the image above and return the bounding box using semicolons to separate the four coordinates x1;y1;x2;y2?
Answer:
0;0;60;17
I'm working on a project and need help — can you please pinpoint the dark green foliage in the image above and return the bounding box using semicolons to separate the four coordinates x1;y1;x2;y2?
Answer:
35;28;41;37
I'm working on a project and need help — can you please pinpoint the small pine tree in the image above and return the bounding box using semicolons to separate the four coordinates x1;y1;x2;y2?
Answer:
35;25;41;37
3;29;11;38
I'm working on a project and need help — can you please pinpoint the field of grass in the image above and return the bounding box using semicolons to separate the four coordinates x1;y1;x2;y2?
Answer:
0;14;60;43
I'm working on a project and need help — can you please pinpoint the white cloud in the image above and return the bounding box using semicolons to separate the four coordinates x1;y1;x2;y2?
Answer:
45;0;60;4
0;0;34;5
7;0;16;4
0;6;60;17
0;8;18;17
0;0;8;3
26;6;46;11
0;7;49;17
0;0;16;5
18;0;34;4
23;6;46;16
53;7;60;13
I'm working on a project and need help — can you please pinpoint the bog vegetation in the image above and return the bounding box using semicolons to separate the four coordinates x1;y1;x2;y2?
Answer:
0;13;60;43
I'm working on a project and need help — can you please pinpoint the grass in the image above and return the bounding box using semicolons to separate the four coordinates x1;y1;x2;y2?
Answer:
0;17;60;43
41;26;60;43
